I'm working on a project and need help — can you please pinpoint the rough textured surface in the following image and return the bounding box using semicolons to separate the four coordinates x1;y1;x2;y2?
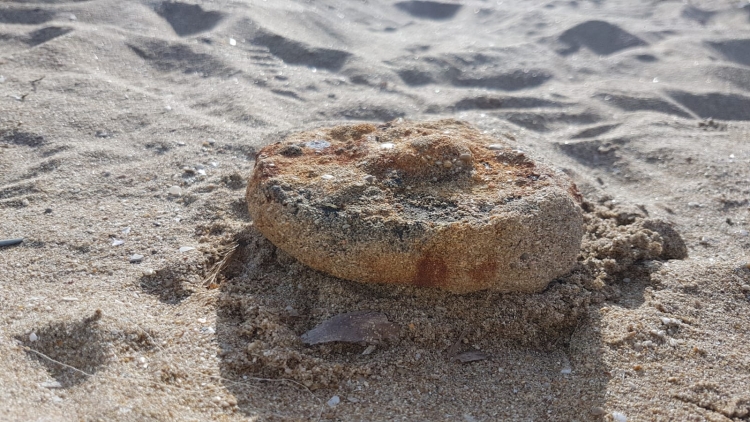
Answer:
247;119;584;293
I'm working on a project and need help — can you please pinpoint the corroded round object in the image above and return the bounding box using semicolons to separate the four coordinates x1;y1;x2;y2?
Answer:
246;119;584;293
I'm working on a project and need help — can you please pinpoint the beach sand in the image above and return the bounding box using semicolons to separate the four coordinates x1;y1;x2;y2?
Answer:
1;0;750;420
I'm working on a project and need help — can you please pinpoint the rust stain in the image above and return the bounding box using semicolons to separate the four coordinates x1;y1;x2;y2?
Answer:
414;253;447;288
568;183;583;203
468;259;497;284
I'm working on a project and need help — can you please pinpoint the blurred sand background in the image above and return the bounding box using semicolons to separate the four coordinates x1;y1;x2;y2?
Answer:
1;0;750;420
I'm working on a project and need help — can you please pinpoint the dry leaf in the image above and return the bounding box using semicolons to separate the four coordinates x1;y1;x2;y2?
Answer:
301;311;400;345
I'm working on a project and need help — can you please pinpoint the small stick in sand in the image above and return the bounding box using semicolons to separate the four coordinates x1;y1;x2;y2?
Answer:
0;238;23;247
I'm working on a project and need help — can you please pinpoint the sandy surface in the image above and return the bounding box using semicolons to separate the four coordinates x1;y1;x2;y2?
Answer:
1;0;750;421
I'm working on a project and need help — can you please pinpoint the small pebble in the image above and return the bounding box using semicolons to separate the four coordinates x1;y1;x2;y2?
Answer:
487;144;504;150
179;246;195;253
40;381;62;389
122;227;131;235
327;395;340;407
130;254;144;263
143;268;155;276
443;161;453;168
459;152;472;161
611;411;627;422
167;186;182;196
364;175;376;183
229;38;237;46
29;332;38;342
321;174;335;180
660;317;681;326
61;297;79;302
560;367;572;375
112;239;125;246
379;142;395;150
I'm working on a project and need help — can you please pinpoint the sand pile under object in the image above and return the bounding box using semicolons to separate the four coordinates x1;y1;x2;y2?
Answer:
246;119;584;293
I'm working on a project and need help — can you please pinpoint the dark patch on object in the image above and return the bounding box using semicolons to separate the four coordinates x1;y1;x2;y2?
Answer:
279;144;303;157
249;29;351;71
1;130;45;147
26;26;72;47
558;20;647;56
570;124;620;139
681;6;715;25
595;93;692;118
128;39;235;77
300;311;400;345
0;7;53;24
668;91;750;121
414;253;447;288
453;95;565;111
156;2;224;37
501;111;601;132
394;1;462;20
707;39;750;67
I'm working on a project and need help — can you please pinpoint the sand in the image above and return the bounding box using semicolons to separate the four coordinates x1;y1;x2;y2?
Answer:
1;0;750;421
